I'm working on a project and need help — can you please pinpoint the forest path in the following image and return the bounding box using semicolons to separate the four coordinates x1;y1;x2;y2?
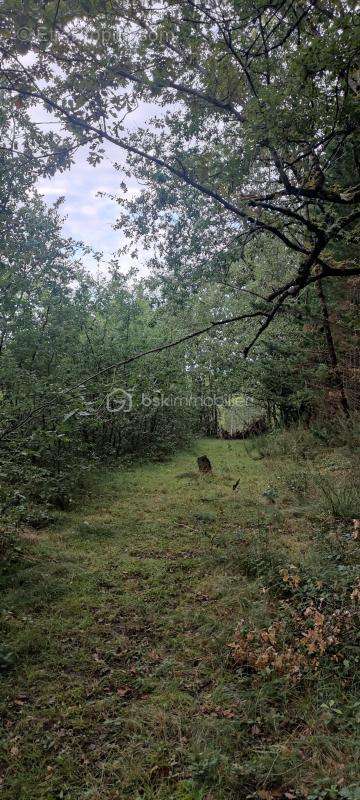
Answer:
2;438;353;799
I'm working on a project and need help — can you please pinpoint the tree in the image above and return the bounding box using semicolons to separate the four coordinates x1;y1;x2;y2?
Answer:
1;0;358;357
0;174;201;517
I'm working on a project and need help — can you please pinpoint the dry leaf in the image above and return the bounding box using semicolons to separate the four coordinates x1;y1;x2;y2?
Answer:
116;686;131;697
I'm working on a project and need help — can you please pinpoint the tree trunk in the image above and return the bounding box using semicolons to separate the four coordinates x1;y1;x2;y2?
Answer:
316;280;350;418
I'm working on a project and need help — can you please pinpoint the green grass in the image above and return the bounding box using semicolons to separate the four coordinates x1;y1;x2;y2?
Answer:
0;439;359;800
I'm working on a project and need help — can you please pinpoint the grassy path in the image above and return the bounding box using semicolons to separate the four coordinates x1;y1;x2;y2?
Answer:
1;440;358;799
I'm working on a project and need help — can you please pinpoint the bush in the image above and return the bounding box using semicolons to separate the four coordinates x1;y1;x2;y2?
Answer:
246;427;321;461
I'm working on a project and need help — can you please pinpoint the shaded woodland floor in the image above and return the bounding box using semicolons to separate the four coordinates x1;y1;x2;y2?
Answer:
1;439;359;799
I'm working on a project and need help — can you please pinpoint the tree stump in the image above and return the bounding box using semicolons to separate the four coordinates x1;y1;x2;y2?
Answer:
197;455;212;474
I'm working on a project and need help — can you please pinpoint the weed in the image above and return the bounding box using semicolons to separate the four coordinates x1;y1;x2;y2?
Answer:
75;522;118;538
318;475;360;519
0;644;14;671
193;511;217;523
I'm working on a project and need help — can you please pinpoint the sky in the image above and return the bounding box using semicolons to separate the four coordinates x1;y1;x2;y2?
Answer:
33;100;160;277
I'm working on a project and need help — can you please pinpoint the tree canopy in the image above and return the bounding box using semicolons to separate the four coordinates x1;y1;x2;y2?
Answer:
1;0;359;350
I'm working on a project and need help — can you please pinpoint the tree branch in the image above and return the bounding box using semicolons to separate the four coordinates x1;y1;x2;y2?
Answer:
1;84;309;255
110;65;245;123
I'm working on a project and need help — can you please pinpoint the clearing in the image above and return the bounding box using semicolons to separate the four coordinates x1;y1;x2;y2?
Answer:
1;438;359;799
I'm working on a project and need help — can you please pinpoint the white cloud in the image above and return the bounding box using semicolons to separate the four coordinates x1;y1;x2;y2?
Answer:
37;183;70;196
34;100;164;276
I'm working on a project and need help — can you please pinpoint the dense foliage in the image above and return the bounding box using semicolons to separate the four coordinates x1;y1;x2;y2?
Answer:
0;191;204;520
0;1;359;521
